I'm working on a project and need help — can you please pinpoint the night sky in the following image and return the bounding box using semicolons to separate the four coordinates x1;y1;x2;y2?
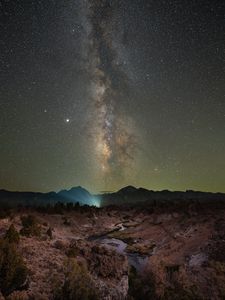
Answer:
0;0;225;193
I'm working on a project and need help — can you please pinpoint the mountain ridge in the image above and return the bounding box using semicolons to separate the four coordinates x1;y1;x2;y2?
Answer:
0;185;225;208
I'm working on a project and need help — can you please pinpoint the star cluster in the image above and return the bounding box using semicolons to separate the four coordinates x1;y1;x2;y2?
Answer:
0;0;225;193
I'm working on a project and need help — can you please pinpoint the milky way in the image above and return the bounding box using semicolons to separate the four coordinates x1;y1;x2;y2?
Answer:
85;0;138;186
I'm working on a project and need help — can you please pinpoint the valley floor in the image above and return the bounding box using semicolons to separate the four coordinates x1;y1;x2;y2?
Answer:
0;203;225;299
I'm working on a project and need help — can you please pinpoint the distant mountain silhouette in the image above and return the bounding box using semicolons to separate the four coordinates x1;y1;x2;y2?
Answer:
58;186;97;206
0;186;225;208
99;186;225;207
0;186;98;207
117;185;138;193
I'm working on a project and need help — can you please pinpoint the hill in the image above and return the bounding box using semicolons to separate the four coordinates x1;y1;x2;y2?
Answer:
0;186;225;208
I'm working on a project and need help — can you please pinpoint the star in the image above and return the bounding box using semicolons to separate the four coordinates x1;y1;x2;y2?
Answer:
0;0;225;193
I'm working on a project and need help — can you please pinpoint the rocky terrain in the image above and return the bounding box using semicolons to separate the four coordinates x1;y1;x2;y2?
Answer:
0;201;225;299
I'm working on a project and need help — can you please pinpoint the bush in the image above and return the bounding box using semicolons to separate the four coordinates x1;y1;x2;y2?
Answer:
62;217;71;226
162;285;203;300
6;290;29;300
54;259;99;300
46;227;53;239
128;267;156;300
4;225;20;244
0;239;28;296
0;208;11;219
66;246;79;258
20;215;41;237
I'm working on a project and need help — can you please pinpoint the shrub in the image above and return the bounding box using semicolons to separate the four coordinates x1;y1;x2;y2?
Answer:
0;239;28;296
162;285;203;300
87;245;126;279
6;290;29;300
66;203;74;210
54;240;68;250
54;259;99;300
62;216;71;226
54;202;65;215
128;266;156;300
46;227;53;239
20;215;41;237
66;246;79;258
4;225;20;244
0;205;11;219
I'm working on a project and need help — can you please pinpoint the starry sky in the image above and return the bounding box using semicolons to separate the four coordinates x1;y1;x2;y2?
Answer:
0;0;225;193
